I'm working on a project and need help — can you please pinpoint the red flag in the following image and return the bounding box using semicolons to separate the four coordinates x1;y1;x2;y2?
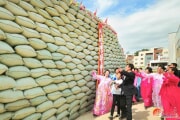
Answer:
104;18;108;24
93;9;97;16
80;2;85;10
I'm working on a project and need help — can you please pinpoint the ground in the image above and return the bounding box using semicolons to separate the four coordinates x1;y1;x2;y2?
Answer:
76;101;162;120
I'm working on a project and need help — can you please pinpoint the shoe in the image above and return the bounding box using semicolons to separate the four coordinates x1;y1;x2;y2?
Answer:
114;114;120;117
108;115;113;119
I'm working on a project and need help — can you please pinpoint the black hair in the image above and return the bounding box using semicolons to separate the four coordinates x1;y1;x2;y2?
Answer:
127;63;134;70
171;63;177;68
158;64;166;71
114;68;119;72
145;67;153;73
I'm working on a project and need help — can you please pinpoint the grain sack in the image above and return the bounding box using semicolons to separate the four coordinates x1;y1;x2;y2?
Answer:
54;5;65;14
36;50;52;60
41;108;57;120
5;1;28;16
12;107;35;119
30;0;47;9
57;110;69;120
66;13;76;21
69;112;79;120
0;75;16;90
62;33;72;42
16;45;36;57
16;16;36;29
41;60;56;68
80;101;88;109
86;90;93;96
5;33;29;46
0;29;6;40
72;58;81;65
43;84;58;94
85;55;93;61
36;22;50;34
47;43;58;52
86;81;95;88
54;37;66;45
45;20;58;28
84;75;92;82
80;42;88;48
62;55;72;62
23;113;41;120
76;93;85;100
46;7;59;16
62;89;73;97
29;96;48;106
81;86;89;92
66;42;76;50
68;100;80;111
15;77;38;90
52;52;64;60
0;41;14;54
56;104;69;114
28;11;46;23
68;32;78;38
70;21;79;28
48;69;60;77
5;100;30;111
90;51;97;56
55;61;66;69
48;116;57;120
29;38;47;50
64;75;74;82
81;70;89;76
94;55;98;60
83;49;91;55
53;75;65;83
0;54;23;67
68;81;77;88
40;33;55;43
78;26;86;32
0;0;6;5
35;75;53;86
68;50;77;58
22;26;41;38
6;66;30;79
0;64;8;74
57;82;68;91
36;101;53;113
59;26;69;33
0;7;15;20
61;69;72;75
80;96;88;104
54;97;66;108
66;63;76;69
23;58;42;68
19;1;37;12
0;90;24;103
76;13;84;20
74;46;83;52
60;14;70;24
74;74;84;81
0;103;5;113
57;46;70;55
77;64;85;70
77;79;86;87
71;86;81;94
52;17;65;26
0;20;23;33
66;95;76;103
74;29;82;36
24;87;45;99
47;91;62;101
36;8;52;20
90;60;97;65
50;27;61;37
0;112;12;120
59;1;69;10
70;106;80;115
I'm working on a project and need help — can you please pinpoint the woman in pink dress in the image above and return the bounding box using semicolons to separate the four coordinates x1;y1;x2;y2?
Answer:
91;70;113;116
135;67;153;108
159;67;180;120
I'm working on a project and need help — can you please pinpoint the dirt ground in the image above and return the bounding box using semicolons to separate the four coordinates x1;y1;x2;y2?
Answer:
76;101;162;120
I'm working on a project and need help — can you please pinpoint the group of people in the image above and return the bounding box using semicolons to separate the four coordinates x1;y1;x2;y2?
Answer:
91;63;180;120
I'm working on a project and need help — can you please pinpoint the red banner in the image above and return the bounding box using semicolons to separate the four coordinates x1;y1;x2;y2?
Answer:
98;22;104;75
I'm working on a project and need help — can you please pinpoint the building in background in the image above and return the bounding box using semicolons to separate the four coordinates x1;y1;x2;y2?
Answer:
168;25;180;69
126;54;134;64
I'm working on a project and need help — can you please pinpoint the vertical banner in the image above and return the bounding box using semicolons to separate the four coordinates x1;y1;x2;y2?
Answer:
96;22;104;88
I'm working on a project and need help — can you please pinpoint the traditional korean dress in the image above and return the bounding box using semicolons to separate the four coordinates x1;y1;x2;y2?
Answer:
92;73;113;116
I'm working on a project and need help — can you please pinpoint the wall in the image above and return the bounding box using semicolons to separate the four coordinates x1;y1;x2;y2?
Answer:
0;0;125;120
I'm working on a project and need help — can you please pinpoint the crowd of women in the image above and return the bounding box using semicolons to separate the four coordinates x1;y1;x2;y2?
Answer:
91;63;180;120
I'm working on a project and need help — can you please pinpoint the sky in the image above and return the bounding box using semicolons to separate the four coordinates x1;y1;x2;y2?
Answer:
76;0;180;54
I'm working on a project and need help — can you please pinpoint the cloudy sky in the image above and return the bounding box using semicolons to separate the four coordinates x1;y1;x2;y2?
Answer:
76;0;180;53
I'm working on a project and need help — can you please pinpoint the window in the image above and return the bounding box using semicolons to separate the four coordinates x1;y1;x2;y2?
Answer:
141;58;143;60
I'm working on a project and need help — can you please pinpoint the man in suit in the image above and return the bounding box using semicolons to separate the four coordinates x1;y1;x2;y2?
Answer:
119;64;135;120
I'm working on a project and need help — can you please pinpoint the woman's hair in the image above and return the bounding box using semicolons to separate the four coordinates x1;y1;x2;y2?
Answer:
103;69;110;77
114;68;119;72
146;67;153;73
